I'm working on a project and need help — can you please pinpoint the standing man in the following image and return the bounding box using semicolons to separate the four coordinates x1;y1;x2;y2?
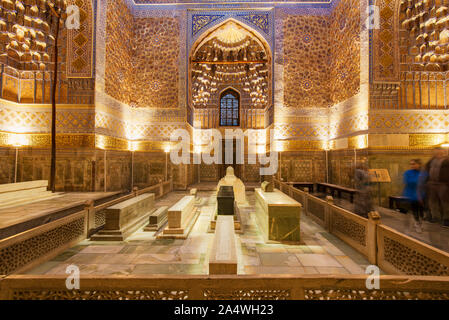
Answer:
354;164;373;218
424;147;449;226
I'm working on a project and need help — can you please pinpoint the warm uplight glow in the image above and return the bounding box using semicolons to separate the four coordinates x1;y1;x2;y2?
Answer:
164;145;171;153
322;140;330;151
275;140;284;152
257;145;266;154
129;141;139;152
354;135;368;149
8;133;28;147
96;135;106;150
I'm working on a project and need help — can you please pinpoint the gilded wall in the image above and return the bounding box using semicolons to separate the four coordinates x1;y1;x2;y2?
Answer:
279;151;326;183
373;0;400;81
329;0;361;104
104;0;134;105
132;17;179;109
283;15;331;108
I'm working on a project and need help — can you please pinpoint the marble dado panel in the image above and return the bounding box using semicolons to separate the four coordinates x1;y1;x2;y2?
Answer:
279;151;326;182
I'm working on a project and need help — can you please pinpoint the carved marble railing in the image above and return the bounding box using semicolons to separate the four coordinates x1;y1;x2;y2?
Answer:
290;187;306;207
1;275;449;300
274;179;449;272
328;204;376;263
0;210;88;276
0;180;174;275
306;196;328;227
377;225;449;276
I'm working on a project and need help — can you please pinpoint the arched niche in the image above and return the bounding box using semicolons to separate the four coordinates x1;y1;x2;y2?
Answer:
188;19;272;129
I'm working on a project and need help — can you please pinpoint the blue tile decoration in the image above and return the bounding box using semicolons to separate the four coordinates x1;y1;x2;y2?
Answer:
235;13;269;35
192;14;225;36
303;33;313;44
187;10;275;53
302;79;313;91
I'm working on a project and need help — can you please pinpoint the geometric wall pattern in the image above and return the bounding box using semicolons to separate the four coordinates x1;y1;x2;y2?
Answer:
274;123;329;140
372;0;400;81
369;110;449;134
66;0;94;78
95;111;186;140
0;103;94;134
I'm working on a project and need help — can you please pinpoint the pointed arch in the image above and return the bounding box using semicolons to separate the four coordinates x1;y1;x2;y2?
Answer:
190;18;272;61
188;18;272;127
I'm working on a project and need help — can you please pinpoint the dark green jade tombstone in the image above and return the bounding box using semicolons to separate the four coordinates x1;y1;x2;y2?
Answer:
217;186;235;215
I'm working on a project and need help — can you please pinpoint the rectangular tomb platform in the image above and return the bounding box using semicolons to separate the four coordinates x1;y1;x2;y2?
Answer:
209;215;237;275
217;186;234;215
255;188;301;243
91;193;155;241
160;195;199;239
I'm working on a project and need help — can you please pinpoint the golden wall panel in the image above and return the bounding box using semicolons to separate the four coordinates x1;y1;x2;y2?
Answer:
373;0;400;81
0;132;95;149
329;0;361;104
66;0;94;78
3;75;18;102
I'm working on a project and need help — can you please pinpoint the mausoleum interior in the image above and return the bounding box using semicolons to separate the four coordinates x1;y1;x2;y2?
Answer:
1;0;449;300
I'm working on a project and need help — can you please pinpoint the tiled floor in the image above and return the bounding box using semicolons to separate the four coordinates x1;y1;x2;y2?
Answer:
23;191;376;276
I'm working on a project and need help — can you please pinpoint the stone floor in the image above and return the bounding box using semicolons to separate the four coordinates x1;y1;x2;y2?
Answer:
22;191;376;276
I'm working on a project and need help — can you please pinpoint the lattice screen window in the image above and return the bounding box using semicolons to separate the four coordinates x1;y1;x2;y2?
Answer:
220;89;240;126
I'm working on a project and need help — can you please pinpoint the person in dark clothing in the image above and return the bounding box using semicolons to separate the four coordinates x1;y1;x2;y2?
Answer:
423;147;449;226
354;164;373;218
402;159;424;233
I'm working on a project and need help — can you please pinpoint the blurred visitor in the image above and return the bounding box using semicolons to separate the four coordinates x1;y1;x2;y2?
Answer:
402;159;424;233
423;147;449;227
354;164;373;218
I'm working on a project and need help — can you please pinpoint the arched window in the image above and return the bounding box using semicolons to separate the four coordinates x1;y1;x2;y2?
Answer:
220;89;240;126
